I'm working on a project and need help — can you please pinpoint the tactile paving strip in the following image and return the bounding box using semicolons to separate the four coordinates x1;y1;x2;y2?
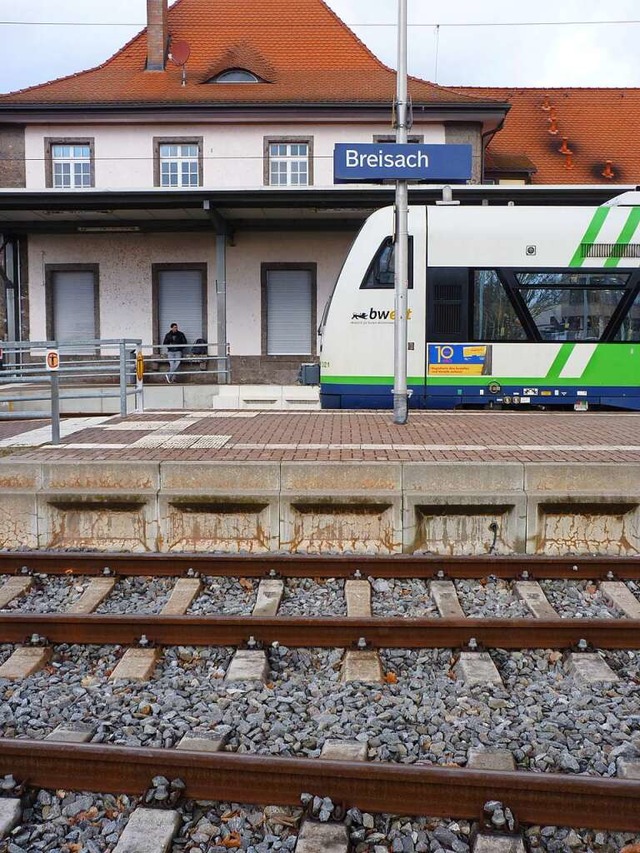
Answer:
190;435;232;449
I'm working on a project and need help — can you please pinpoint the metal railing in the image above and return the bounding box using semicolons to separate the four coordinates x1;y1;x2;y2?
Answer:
0;339;143;443
0;338;231;445
140;342;231;384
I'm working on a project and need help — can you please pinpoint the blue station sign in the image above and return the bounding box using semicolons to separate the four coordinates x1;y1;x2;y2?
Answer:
333;143;472;183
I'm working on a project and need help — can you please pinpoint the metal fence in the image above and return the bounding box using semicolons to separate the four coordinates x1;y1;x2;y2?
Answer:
0;338;231;445
0;339;143;444
140;342;231;385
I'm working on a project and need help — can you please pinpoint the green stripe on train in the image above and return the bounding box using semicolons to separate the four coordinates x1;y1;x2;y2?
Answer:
570;207;640;268
569;207;610;268
323;345;640;387
604;207;640;268
544;343;575;380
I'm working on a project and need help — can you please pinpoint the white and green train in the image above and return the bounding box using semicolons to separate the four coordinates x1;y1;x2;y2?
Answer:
319;191;640;410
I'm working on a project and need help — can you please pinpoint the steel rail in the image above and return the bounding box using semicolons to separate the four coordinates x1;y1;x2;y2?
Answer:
1;551;640;579
1;614;639;649
0;740;638;831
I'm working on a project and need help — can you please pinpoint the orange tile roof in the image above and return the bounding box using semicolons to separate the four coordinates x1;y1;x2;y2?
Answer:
0;0;492;107
455;86;640;185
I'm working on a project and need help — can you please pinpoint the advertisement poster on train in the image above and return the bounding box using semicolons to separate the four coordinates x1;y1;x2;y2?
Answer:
428;344;493;376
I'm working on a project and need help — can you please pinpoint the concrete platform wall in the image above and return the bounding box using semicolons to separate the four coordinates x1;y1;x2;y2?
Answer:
1;460;639;555
0;384;320;415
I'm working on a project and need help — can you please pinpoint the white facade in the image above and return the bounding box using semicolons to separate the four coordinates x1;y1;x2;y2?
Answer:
27;229;353;356
0;0;506;388
17;116;456;383
24;121;447;190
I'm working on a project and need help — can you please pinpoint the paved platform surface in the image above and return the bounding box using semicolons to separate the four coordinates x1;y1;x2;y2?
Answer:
0;416;111;449
1;409;640;463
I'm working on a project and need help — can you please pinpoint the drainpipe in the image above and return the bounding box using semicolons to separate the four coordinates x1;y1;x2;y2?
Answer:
146;0;168;71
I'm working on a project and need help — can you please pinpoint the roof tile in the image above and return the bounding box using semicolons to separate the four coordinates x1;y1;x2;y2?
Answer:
456;86;640;184
0;0;492;107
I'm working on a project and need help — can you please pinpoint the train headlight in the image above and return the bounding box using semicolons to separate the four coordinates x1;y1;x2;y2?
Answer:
488;382;501;394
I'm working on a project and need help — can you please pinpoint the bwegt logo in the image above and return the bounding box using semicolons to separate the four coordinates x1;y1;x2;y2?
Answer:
352;308;413;321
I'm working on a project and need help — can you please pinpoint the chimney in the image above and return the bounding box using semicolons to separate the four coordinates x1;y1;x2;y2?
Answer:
146;0;168;71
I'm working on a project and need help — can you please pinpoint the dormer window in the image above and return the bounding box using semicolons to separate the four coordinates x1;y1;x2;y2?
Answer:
213;69;260;83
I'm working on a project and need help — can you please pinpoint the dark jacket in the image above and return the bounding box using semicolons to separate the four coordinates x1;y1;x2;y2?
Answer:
163;329;187;351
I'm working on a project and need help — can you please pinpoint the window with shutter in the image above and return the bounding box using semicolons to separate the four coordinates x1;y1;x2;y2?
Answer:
156;267;206;347
263;267;316;356
46;267;99;351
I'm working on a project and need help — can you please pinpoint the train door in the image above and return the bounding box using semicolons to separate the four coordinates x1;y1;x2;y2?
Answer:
425;269;471;407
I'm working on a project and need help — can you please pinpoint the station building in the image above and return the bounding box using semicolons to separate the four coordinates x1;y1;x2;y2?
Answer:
0;0;638;389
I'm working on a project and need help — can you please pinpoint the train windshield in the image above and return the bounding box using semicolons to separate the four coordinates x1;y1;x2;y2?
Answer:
360;237;413;289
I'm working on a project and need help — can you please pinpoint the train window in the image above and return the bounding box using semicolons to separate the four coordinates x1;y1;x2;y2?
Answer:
516;272;629;342
473;270;527;341
613;288;640;342
360;237;413;289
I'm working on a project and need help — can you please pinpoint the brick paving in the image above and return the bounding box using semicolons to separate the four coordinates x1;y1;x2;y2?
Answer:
0;416;111;449
1;409;640;464
0;419;50;440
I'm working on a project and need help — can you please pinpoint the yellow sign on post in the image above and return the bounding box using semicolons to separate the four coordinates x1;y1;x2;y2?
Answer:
136;351;145;382
45;349;60;371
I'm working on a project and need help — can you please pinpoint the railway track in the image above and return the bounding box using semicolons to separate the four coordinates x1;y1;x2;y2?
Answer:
0;614;639;650
0;739;638;831
0;551;639;848
1;551;640;579
1;551;639;647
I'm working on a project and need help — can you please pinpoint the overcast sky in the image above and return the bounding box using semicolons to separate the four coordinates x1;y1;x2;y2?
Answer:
1;0;639;94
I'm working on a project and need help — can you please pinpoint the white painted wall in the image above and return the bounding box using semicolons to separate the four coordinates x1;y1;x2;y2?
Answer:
24;121;446;190
226;230;355;355
27;229;353;355
28;233;217;345
22;115;448;372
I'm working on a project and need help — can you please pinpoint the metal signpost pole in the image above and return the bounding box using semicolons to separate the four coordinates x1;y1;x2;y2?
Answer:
50;372;60;445
393;0;409;424
46;345;60;445
119;340;128;416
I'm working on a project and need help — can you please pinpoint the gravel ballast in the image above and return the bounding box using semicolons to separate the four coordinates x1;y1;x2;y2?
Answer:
0;575;88;613
278;578;346;616
454;579;531;618
0;780;637;853
0;643;638;778
187;576;257;615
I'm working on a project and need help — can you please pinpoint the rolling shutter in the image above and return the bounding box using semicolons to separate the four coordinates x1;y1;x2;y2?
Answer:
158;269;205;347
266;269;313;355
52;270;97;343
